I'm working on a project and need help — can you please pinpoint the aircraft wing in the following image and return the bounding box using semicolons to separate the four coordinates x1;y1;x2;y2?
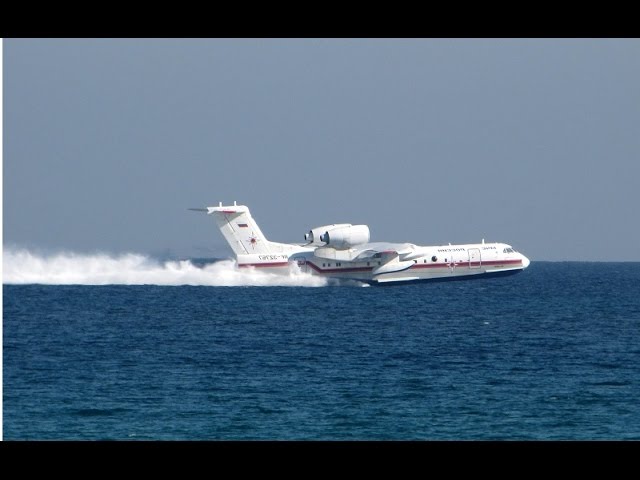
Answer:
353;249;398;261
312;242;426;266
351;242;416;261
346;242;423;276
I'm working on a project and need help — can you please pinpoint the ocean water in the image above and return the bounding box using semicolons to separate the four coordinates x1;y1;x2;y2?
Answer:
3;255;640;440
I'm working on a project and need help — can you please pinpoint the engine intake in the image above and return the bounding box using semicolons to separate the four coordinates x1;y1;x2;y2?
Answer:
305;224;351;245
320;225;370;249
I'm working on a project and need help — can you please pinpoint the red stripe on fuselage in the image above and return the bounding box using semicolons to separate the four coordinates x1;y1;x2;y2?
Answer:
237;262;290;268
411;259;523;269
237;258;523;272
305;261;372;274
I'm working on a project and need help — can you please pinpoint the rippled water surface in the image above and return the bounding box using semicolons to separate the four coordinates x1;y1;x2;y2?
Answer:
4;262;640;439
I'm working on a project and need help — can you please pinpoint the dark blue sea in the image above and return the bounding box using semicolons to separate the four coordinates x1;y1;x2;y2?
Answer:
4;262;640;440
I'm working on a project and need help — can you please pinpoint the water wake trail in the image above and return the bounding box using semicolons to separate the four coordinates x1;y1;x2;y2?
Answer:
3;248;328;287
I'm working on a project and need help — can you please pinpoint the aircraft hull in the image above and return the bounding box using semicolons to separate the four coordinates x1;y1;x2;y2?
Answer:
201;203;530;285
239;256;528;284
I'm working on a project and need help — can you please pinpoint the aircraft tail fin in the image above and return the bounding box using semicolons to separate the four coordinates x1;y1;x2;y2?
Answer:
199;202;273;255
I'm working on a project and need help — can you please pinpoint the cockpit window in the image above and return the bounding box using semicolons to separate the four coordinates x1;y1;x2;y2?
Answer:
503;247;515;253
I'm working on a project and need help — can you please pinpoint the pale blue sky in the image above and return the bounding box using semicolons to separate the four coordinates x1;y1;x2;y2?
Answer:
4;39;640;261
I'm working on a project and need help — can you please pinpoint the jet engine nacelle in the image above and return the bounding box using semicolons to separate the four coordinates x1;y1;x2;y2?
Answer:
319;225;370;249
304;224;351;245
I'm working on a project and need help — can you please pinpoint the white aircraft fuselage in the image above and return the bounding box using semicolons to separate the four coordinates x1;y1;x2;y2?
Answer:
199;203;530;285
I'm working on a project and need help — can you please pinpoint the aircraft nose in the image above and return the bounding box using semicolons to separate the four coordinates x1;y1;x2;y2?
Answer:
520;253;531;269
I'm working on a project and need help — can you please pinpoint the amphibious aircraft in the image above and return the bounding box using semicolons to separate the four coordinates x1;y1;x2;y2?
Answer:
191;202;530;284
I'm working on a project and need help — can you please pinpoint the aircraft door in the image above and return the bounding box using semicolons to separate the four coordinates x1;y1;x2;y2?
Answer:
468;248;481;269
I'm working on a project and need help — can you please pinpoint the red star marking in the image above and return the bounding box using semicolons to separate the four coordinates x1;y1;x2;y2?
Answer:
248;233;259;249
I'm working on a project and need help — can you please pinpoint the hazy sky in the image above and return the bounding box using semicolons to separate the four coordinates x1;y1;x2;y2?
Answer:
4;39;640;261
